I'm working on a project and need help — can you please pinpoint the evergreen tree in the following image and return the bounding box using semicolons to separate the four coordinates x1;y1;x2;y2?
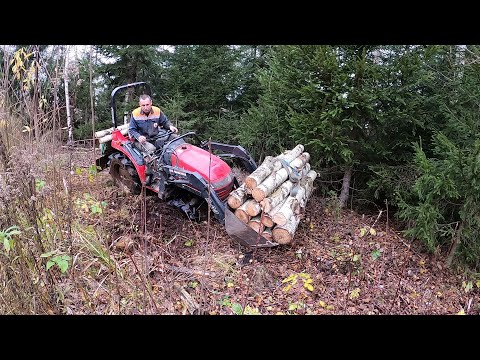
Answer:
164;45;241;139
397;45;480;269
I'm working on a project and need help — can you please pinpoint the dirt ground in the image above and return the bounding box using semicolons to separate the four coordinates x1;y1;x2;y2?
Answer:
65;163;478;316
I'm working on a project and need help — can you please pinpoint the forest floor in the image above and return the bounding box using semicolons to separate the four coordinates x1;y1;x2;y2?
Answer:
66;150;479;316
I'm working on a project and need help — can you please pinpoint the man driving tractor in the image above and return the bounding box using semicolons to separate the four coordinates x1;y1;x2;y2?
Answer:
128;94;179;155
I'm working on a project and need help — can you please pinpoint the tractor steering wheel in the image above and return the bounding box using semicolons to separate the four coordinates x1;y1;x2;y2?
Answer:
151;130;175;155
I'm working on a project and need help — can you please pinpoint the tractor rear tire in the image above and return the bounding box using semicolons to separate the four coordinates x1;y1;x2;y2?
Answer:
108;152;141;195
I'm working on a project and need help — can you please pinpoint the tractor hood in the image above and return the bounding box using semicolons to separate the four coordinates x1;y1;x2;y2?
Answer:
170;144;234;194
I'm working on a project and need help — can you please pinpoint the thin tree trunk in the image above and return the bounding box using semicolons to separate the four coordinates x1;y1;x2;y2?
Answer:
33;46;40;142
89;45;96;158
338;166;352;208
455;45;467;80
445;221;463;268
64;45;73;146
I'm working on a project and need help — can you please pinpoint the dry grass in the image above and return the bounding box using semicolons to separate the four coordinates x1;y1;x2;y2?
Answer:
0;100;477;315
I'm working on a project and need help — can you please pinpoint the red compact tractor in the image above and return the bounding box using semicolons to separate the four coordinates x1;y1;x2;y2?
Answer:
96;82;277;248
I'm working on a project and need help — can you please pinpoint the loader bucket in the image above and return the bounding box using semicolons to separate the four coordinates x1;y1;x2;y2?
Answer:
224;206;279;248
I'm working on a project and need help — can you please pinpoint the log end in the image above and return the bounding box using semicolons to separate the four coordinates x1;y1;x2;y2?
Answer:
261;215;274;228
272;228;293;244
251;188;266;202
244;177;257;190
248;221;264;233
234;209;250;224
227;196;242;209
261;231;273;241
272;213;287;226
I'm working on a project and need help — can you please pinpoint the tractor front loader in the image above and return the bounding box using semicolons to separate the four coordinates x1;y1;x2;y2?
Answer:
95;82;278;248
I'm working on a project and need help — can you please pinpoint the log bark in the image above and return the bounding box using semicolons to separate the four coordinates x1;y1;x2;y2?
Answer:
262;163;311;217
245;145;304;190
252;152;310;202
445;221;463;268
234;201;250;224
274;144;304;169
261;196;288;227
272;170;317;225
173;283;202;315
245;199;262;217
297;170;317;210
261;180;294;213
338;166;352;209
95;123;129;138
227;183;248;209
272;195;300;226
272;214;301;244
245;156;275;190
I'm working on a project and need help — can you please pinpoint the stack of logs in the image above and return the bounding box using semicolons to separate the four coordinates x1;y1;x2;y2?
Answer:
227;144;317;245
94;124;129;144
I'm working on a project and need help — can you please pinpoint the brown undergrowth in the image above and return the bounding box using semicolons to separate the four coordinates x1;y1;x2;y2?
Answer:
1;145;478;315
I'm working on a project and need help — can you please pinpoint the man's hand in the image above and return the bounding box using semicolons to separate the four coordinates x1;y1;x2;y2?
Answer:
138;135;147;143
169;125;178;133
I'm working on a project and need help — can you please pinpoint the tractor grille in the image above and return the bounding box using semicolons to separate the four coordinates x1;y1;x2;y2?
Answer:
213;172;234;201
216;183;234;201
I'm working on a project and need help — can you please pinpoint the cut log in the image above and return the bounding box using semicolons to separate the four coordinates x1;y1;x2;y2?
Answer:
275;144;304;162
227;183;248;209
261;213;275;228
95;123;129;138
245;156;275;190
297;170;318;210
261;227;273;241
98;128;129;144
234;201;250;224
273;144;305;171
272;195;300;226
272;215;301;244
247;216;263;233
244;145;305;190
259;163;311;213
252;152;310;202
245;199;262;217
261;196;288;227
273;169;318;225
261;180;294;213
